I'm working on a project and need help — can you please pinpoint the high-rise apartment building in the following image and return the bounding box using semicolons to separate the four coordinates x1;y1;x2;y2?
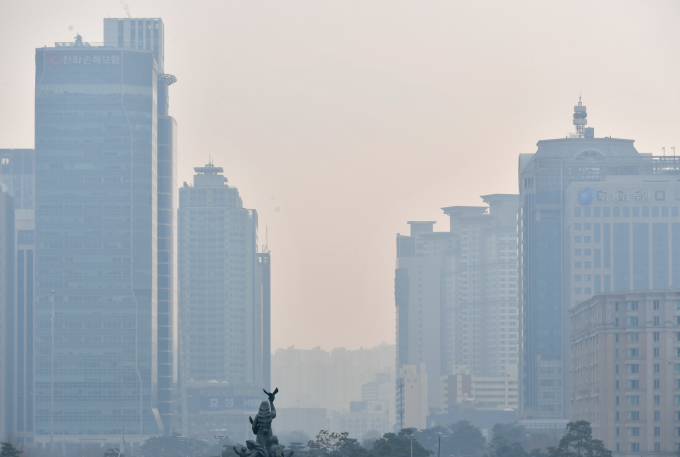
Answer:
33;18;177;444
518;126;680;420
570;291;680;454
395;195;519;416
178;163;269;439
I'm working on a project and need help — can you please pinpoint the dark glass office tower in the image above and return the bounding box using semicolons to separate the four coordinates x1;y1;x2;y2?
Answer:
104;18;178;434
34;35;161;442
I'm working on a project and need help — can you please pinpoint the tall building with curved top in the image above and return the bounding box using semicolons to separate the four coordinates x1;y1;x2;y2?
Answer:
518;133;680;421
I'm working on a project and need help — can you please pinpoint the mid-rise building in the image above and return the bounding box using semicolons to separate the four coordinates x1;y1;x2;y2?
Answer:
519;114;680;420
33;19;177;445
178;163;269;438
570;290;680;455
395;195;519;418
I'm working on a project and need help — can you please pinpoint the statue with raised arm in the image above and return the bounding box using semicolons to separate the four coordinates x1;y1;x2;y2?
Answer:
233;388;293;457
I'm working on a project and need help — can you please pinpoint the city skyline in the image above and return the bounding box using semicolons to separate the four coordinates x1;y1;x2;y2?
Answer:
1;1;679;354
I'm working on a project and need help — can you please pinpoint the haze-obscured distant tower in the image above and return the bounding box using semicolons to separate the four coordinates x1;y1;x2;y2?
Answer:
178;163;269;439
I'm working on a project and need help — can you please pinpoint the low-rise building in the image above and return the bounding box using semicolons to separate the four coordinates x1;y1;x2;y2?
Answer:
441;365;519;413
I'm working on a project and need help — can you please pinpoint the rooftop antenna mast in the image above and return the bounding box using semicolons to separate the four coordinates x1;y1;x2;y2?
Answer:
662;146;666;156
573;96;587;138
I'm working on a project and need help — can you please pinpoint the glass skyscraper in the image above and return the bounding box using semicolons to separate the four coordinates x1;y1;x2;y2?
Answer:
518;136;680;420
32;18;177;444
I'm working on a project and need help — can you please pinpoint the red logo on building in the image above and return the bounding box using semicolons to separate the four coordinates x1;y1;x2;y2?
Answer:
47;53;61;66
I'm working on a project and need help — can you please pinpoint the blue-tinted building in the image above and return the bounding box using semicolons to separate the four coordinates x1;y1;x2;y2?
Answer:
33;19;177;445
0;149;36;443
518;135;680;420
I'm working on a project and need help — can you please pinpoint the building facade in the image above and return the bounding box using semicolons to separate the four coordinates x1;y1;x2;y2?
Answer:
518;133;680;420
178;163;269;438
104;17;179;432
0;193;15;441
440;365;519;413
395;195;519;418
570;290;680;455
34;22;174;444
0;149;35;442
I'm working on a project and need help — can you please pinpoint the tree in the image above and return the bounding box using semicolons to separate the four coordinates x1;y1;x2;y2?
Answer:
371;430;432;457
307;431;368;457
416;426;450;454
103;449;124;457
140;433;211;457
547;421;611;457
443;421;486;457
491;423;528;449
0;443;22;457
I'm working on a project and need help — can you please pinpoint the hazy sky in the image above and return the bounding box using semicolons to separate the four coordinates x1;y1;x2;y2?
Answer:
1;0;679;351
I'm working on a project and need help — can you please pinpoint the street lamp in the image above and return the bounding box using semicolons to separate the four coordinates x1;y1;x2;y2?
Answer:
438;432;442;457
410;434;415;457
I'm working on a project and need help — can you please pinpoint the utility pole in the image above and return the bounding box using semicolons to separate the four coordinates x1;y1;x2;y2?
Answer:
51;289;55;456
410;434;414;457
438;432;442;457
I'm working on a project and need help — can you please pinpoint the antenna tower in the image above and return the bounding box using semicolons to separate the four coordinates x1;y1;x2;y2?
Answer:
573;96;587;138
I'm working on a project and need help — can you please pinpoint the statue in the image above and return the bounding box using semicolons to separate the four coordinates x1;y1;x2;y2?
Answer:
233;388;293;457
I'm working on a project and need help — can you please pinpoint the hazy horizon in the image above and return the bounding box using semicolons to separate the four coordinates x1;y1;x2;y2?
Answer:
1;0;679;352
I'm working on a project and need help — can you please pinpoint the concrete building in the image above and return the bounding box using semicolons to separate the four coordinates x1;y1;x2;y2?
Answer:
0;193;15;441
395;195;519;418
272;344;394;415
570;290;680;455
440;365;519;413
178;162;269;438
396;364;428;430
33;18;178;446
518;105;680;420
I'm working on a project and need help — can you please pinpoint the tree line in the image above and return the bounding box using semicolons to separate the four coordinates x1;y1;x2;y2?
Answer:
0;420;611;457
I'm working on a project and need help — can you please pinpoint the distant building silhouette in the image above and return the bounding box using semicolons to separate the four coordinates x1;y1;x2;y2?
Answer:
178;163;269;441
395;194;519;420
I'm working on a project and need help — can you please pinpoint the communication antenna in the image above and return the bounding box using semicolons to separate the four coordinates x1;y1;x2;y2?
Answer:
672;147;676;157
573;96;587;138
662;146;666;156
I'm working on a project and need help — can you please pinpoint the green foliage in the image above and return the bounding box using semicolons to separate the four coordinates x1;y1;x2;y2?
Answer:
103;449;124;457
445;420;486;457
547;421;611;457
491;423;528;449
140;433;210;457
0;443;22;457
415;426;449;454
370;430;431;457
